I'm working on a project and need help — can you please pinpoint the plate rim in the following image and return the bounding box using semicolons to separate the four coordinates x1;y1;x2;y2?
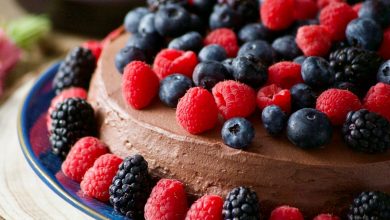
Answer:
17;62;110;220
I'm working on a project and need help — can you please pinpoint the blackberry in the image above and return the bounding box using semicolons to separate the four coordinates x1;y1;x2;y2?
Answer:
109;154;152;219
222;186;260;220
147;0;187;11
50;98;96;159
348;191;390;220
343;109;390;153
53;47;96;94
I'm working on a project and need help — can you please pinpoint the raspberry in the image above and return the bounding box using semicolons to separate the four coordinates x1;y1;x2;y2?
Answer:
261;0;295;31
153;49;198;79
296;25;332;57
185;195;223;220
379;28;390;59
267;62;303;89
269;205;304;220
82;40;102;61
319;2;357;41
61;137;108;182
353;3;362;14
363;83;390;121
293;0;318;20
176;87;219;134
144;179;188;220
80;154;123;202
212;80;257;120
316;89;362;126
317;0;344;9
204;28;239;57
313;214;340;220
122;61;159;109
257;84;291;113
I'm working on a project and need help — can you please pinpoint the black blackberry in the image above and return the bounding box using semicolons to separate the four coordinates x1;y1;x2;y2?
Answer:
53;47;96;94
222;186;260;220
50;98;96;159
348;191;390;220
218;0;259;23
342;109;390;154
109;154;151;219
147;0;187;11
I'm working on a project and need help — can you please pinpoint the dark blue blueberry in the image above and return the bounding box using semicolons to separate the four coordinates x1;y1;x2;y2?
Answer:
377;60;390;84
231;56;268;88
190;13;206;34
198;44;227;62
301;56;334;88
124;7;149;33
222;58;234;78
238;40;275;65
209;4;242;30
159;74;193;107
346;18;383;51
154;4;191;37
193;61;229;90
272;35;302;61
168;32;203;52
127;33;162;58
262;105;287;136
147;0;187;11
115;46;147;73
238;23;274;43
290;83;316;112
138;13;159;36
190;0;216;17
359;0;390;27
221;117;255;149
287;108;333;149
293;56;306;65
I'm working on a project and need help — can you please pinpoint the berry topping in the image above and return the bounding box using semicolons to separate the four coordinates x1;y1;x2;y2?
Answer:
154;4;191;37
222;186;260;220
261;0;295;31
185;195;223;220
159;74;193;108
124;7;149;33
377;61;390;84
204;28;239;57
115;46;147;74
80;154;123;202
379;27;390;60
262;105;288;136
176;87;218;134
269;205;304;220
257;84;291;114
144;179;188;220
238;40;275;65
267;61;303;89
193;61;229;90
301;56;334;88
198;44;227;62
272;35;302;61
287;108;333;149
221;117;255;149
122;61;159;110
168;31;203;52
296;25;332;57
313;214;340;220
364;83;390;121
290;83;316;112
231;56;268;88
348;191;390;220
345;18;383;51
212;80;257;119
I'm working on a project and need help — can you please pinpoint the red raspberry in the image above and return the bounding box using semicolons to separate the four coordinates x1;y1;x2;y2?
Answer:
185;195;223;220
352;3;362;14
80;154;123;202
379;28;390;59
261;0;295;31
257;84;291;113
296;25;332;57
293;0;318;20
153;49;198;80
176;87;219;134
269;205;304;220
61;137;108;182
204;28;239;57
267;62;303;89
363;83;390;121
122;61;159;109
82;40;102;61
317;0;344;9
144;179;188;220
212;80;257;120
313;214;341;220
319;2;357;41
316;89;362;125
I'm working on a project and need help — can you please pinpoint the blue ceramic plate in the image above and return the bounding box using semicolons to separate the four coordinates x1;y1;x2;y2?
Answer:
17;63;127;220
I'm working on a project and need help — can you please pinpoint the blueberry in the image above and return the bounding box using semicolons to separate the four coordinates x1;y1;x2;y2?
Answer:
287;108;333;149
346;18;383;51
198;44;227;62
138;13;159;36
238;40;274;65
190;0;216;17
168;32;203;52
147;0;187;11
301;56;334;88
222;58;234;78
209;4;242;30
378;60;390;84
193;61;229;90
272;35;302;61
238;23;274;43
124;7;149;33
115;46;147;73
127;33;162;58
154;5;191;37
262;105;287;136
293;56;307;65
190;13;206;34
159;74;193;107
290;83;316;112
221;117;255;149
359;0;390;27
231;56;268;88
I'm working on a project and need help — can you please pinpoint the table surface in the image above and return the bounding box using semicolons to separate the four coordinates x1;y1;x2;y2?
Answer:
0;1;94;219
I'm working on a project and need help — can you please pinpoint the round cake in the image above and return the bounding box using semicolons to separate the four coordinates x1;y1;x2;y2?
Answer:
88;32;390;217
